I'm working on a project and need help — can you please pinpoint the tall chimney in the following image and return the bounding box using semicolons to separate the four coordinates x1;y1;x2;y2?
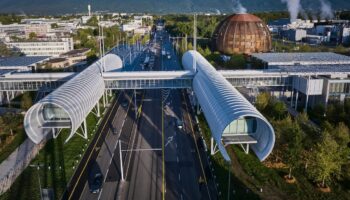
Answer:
88;4;91;16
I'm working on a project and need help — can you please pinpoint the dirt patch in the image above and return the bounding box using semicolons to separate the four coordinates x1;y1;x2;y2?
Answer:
284;175;296;184
264;161;287;169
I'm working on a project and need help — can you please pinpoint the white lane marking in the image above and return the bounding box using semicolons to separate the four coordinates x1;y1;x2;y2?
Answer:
175;143;177;149
165;136;173;147
181;194;183;200
178;173;181;181
98;188;103;200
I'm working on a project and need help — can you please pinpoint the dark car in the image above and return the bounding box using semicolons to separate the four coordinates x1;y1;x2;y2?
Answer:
88;162;103;194
122;100;128;108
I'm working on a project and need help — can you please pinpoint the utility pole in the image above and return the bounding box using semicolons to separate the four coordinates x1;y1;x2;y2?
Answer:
193;13;197;72
227;162;231;200
193;13;197;51
29;164;44;200
134;90;137;118
101;26;105;72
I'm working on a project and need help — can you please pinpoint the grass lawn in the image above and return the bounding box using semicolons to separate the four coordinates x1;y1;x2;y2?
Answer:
0;95;113;200
0;131;27;163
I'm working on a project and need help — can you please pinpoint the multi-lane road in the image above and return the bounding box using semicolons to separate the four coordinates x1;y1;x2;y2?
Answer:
64;30;217;200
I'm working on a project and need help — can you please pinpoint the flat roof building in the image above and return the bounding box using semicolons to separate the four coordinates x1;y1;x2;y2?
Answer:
252;52;350;66
6;38;74;57
0;56;49;72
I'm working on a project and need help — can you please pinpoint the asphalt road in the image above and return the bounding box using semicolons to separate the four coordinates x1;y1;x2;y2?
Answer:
120;30;216;200
62;91;121;200
64;44;146;200
65;30;217;200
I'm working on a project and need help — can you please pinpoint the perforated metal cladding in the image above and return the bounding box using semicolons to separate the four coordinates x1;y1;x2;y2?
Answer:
212;14;272;55
24;54;121;144
182;51;275;161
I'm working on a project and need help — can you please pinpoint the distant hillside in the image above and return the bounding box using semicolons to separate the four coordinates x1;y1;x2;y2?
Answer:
0;0;349;15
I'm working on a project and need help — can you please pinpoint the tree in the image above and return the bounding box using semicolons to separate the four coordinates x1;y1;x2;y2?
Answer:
20;92;33;110
308;132;344;188
255;92;270;111
284;122;304;179
86;16;99;26
332;122;350;147
271;101;287;120
29;32;37;40
51;23;59;29
224;54;246;69
0;42;13;57
309;104;325;123
296;112;309;125
187;42;193;51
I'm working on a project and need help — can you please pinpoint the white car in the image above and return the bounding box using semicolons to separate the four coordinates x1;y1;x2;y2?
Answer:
176;119;183;129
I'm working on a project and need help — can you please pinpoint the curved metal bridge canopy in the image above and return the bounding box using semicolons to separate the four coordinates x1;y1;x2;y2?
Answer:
23;51;275;162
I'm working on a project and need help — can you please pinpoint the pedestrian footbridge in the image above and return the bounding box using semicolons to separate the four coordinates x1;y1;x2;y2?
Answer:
18;51;275;162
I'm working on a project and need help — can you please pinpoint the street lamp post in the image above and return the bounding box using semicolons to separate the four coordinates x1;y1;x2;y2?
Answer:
118;140;162;183
29;164;44;200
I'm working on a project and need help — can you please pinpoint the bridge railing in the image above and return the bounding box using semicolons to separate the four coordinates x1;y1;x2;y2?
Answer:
104;78;192;89
0;80;65;92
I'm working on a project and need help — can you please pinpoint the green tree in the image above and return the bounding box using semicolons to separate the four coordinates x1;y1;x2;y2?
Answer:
86;16;99;26
224;54;246;69
332;122;350;147
271;101;287;119
20;92;33;110
255;92;270;111
296;112;309;125
284;122;304;179
0;42;13;57
309;104;326;123
187;42;193;51
29;32;37;40
51;23;59;29
203;47;211;57
308;132;344;188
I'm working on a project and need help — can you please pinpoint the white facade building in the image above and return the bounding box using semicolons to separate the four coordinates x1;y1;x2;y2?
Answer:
6;38;74;57
342;27;350;45
0;24;26;34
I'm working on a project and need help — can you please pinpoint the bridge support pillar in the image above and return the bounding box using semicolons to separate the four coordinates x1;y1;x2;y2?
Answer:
97;100;101;118
80;119;88;139
304;93;309;113
290;89;294;107
294;91;299;110
196;103;201;115
102;92;106;108
0;92;3;105
210;137;218;155
6;91;10;103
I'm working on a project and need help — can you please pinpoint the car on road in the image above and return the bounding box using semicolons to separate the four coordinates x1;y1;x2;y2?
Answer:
176;119;183;129
167;52;171;59
112;127;118;134
88;162;103;194
122;100;128;108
